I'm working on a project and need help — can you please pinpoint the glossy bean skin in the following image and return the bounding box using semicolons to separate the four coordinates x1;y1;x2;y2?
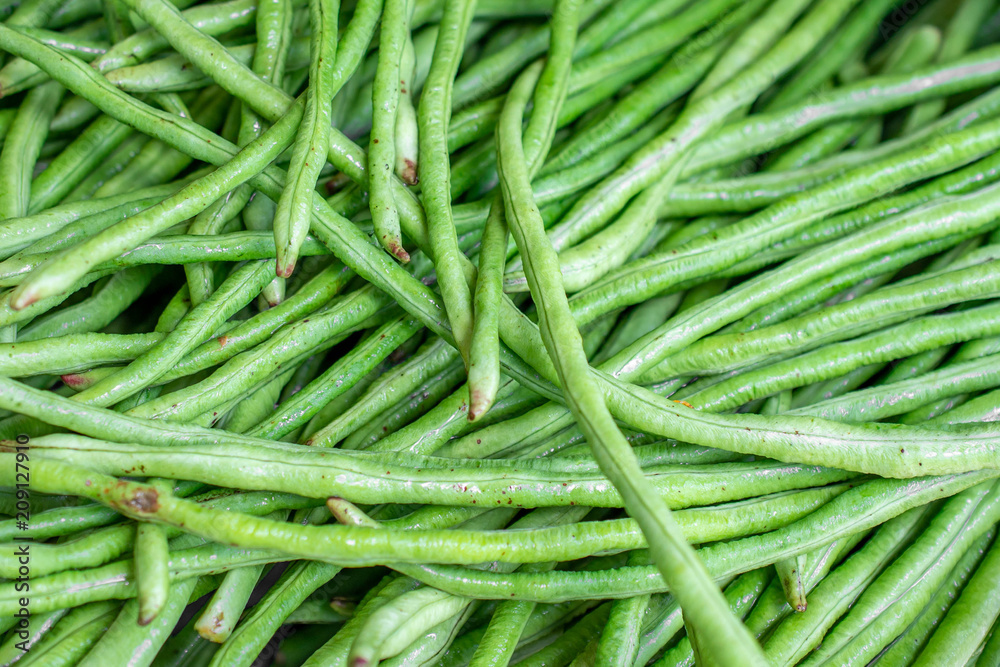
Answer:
417;0;478;361
73;260;276;408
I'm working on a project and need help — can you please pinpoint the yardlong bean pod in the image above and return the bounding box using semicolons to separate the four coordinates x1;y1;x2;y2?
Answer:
6;3;1000;663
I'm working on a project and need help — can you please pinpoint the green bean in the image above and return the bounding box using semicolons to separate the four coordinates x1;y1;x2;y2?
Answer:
469;3;578;417
134;515;170;625
238;1;292;306
208;563;341;666
574;128;1000;357
158;260;351;383
466;100;531;421
368;0;411;261
0;480;199;545
185;193;249;303
592;550;651;667
563;0;735;97
33;428;856;508
0;332;163;376
93;91;230;202
27;116;133;214
769;24;941;171
60;133;150;203
418;0;477;362
106;0;262;71
684;300;1000;413
745;533;868;643
541;13;735;175
0;108;16;144
341;355;466;450
0;26;107;93
9;452;849;580
127;288;389;421
195;544;273;645
0;491;318;579
348;582;477;664
300;576;418;667
386;473;996;602
272;0;348;277
656;568;772;667
792;353;1000;424
0;608;67;663
335;505;580;667
496;5;763;663
521;162;683;294
18;265;158;341
723;240;951;338
9;100;303;311
311;335;457;446
684;49;1000;184
0;80;63;219
220;366;298;434
78;576;203;667
6;0;69;29
394;26;419;184
100;38;309;93
447;0;600;112
925;388;1000;428
510;603;606;667
789;364;882;413
765;0;897;112
14;17;1000;483
13;602;119;667
0;18;451;367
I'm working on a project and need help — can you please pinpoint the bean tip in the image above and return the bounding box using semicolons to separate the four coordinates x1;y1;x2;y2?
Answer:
326;497;350;524
275;260;295;279
467;390;493;422
9;286;37;310
400;160;418;186
61;374;87;389
386;241;410;263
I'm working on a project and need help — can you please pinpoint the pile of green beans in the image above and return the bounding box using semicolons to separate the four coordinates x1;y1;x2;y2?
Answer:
3;0;1000;664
